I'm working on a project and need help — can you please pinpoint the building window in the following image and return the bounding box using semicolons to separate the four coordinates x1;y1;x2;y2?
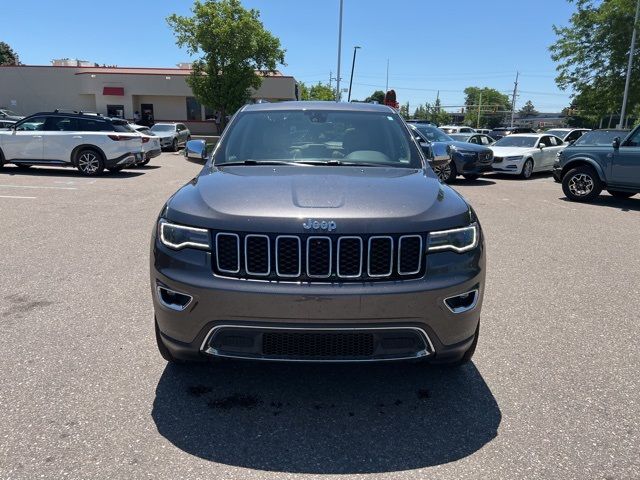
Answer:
107;105;125;118
186;97;201;121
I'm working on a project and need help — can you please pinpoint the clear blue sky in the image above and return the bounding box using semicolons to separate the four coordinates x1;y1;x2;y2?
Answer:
1;0;575;112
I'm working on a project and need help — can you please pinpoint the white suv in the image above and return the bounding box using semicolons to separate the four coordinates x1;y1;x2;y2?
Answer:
0;112;142;175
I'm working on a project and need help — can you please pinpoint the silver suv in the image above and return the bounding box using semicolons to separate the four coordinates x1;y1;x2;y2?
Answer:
150;102;485;366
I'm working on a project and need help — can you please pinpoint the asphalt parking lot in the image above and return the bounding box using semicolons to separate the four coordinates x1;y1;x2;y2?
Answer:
1;153;639;479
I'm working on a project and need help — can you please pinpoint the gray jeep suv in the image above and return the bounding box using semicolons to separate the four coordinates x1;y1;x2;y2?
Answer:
151;102;485;365
553;127;640;202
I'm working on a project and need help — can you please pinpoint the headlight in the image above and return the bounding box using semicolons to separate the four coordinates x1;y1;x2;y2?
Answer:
427;223;479;253
158;219;210;250
505;155;523;161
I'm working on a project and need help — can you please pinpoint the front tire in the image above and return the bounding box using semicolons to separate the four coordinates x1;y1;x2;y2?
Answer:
435;161;457;183
562;166;602;202
171;139;178;152
607;190;636;199
76;149;104;176
519;158;534;179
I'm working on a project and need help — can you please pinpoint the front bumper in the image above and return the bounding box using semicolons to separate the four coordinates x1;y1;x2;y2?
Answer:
492;158;524;175
150;235;485;363
454;154;494;175
159;137;175;148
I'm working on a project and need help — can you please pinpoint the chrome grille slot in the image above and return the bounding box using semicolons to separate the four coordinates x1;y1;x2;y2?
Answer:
398;235;423;275
368;236;393;277
276;235;301;277
306;236;332;278
245;234;270;276
215;233;240;273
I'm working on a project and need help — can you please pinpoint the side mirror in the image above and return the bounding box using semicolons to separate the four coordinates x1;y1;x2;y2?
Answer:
539;144;545;149
184;139;207;160
612;137;621;149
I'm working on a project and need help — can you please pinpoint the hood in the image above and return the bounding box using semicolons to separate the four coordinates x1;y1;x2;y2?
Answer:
490;146;530;157
154;132;175;139
164;166;473;234
448;141;492;153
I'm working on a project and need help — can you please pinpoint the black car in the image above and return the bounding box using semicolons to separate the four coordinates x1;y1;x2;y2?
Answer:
410;124;494;182
489;126;536;140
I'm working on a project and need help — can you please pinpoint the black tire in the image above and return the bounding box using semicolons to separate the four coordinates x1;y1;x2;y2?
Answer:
562;165;602;202
76;148;104;176
435;161;457;183
0;148;4;169
463;174;480;181
155;319;181;363
141;158;151;166
171;139;178;152
607;190;636;199
519;158;534;179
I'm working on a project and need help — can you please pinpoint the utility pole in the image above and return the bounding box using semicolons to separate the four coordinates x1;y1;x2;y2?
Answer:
329;70;332;89
477;91;483;129
347;46;361;102
385;58;389;92
619;0;640;128
335;0;344;102
436;90;440;110
510;71;519;128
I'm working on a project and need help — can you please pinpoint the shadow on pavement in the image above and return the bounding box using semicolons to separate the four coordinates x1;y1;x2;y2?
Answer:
152;360;501;474
559;195;640;212
449;178;496;186
486;171;554;181
1;165;145;178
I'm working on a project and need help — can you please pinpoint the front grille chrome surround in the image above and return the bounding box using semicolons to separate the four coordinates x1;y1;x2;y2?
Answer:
213;232;426;282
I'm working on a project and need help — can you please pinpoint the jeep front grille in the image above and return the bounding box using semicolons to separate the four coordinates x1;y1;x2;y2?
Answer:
212;232;426;282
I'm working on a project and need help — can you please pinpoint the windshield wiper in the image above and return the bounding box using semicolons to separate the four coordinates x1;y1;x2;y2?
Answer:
216;160;299;166
293;160;386;167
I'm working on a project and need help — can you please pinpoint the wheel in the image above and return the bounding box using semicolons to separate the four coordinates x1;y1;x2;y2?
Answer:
434;161;457;183
562;165;602;202
519;158;534;179
141;158;151;166
155;319;181;363
607;190;636;199
15;164;32;170
76;149;104;176
463;174;480;181
186;135;191;142
171;139;178;152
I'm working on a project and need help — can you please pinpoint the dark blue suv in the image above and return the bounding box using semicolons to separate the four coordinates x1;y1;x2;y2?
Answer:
553;127;640;202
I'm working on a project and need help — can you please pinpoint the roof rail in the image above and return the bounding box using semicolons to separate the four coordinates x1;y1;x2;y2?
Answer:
52;109;102;117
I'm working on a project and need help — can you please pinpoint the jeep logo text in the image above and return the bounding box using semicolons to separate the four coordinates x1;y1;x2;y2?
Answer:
303;219;337;232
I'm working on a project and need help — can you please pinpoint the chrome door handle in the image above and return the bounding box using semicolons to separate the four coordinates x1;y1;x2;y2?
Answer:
72;136;83;139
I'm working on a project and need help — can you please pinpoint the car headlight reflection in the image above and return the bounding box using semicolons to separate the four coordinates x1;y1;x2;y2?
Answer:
427;224;479;253
158;219;211;250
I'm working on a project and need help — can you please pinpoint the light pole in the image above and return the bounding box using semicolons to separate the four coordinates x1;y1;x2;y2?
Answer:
347;46;361;102
335;0;344;102
619;0;640;128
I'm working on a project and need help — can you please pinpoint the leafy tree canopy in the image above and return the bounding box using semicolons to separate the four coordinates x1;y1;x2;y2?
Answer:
519;100;538;117
463;86;511;128
364;90;385;103
0;42;20;66
299;81;335;101
167;0;285;125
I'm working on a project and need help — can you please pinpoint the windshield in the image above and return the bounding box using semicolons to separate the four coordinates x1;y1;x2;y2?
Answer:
1;109;18;116
545;129;568;138
413;124;453;142
574;130;627;146
214;110;422;168
151;124;175;132
493;136;538;148
449;134;471;141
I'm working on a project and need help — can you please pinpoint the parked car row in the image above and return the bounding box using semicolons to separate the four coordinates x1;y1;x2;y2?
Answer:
0;111;190;175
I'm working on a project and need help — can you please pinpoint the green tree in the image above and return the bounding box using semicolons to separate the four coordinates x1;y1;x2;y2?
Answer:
430;98;451;125
307;82;335;101
398;102;410;119
364;90;385;103
413;104;427;119
0;42;20;66
463;86;511;128
550;0;640;122
519;100;538;117
167;0;285;127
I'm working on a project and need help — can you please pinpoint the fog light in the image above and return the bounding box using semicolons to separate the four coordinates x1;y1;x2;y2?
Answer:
444;289;478;314
156;285;193;311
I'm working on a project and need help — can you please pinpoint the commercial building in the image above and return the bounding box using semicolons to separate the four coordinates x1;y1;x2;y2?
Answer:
0;63;299;134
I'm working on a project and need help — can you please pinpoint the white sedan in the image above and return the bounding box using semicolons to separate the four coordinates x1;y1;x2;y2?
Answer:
128;123;162;166
490;133;566;179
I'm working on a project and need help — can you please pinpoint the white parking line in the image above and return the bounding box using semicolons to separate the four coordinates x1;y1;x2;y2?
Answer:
0;195;36;199
0;184;77;190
